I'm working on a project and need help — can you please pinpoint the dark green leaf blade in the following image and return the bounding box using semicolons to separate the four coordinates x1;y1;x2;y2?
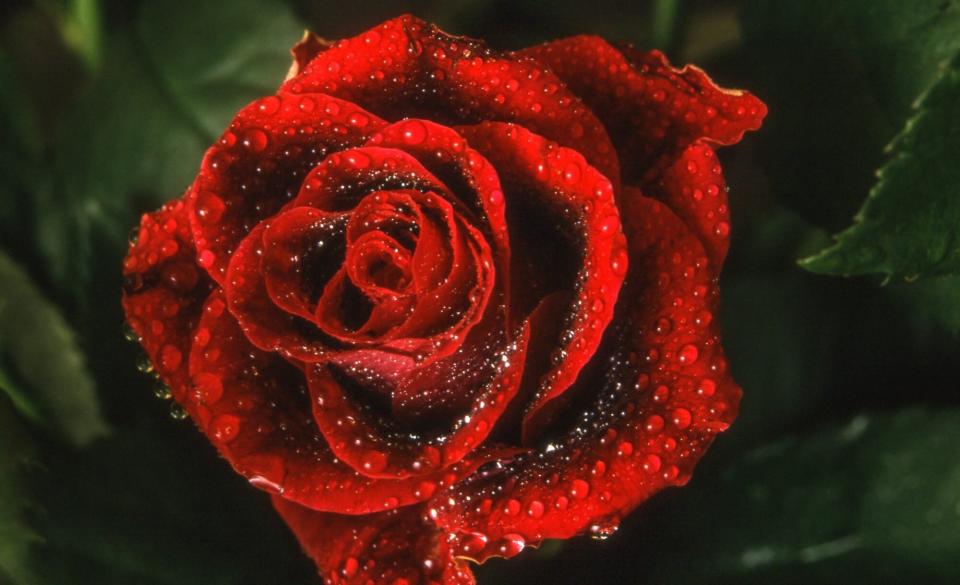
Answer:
740;0;960;231
45;0;302;297
137;0;302;138
0;250;108;446
801;54;960;279
0;395;40;585
650;409;960;583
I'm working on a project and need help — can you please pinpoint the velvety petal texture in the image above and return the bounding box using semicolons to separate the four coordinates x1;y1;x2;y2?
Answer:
122;14;764;585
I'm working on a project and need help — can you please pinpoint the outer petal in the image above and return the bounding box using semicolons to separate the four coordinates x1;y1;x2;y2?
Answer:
427;192;740;560
122;198;212;402
516;37;765;183
188;92;386;283
644;140;732;270
273;499;475;585
283;15;620;186
457;122;626;443
185;289;514;515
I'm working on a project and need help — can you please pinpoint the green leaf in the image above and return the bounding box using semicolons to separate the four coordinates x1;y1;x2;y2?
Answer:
888;275;960;335
0;395;39;585
801;54;960;279
0;250;108;446
740;0;960;230
25;418;314;585
0;50;42;242
37;0;102;70
137;0;303;138
45;0;302;298
648;408;960;583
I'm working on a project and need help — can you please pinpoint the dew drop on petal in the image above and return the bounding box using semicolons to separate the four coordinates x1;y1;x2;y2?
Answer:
570;478;590;499
401;120;427;144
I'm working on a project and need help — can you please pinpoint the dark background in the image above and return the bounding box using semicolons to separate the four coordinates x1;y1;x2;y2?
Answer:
1;0;959;583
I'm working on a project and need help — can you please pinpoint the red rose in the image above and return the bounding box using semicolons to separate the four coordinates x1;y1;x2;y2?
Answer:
122;15;764;584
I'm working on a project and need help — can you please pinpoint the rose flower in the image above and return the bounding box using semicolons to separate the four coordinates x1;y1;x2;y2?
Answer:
122;15;765;584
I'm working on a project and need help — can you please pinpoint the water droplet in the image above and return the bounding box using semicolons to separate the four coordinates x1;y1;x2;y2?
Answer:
169;403;188;420
153;382;172;400
401;120;427;144
196;192;225;224
563;162;582;184
654;317;672;334
695;310;712;327
193;372;224;405
617;441;634;456
652;385;670;403
645;414;665;433
489;190;504;206
590;517;620;540
211;414;241;443
610;248;628;276
415;481;437;499
461;532;488;556
160;345;182;371
672;408;692;429
527;500;544;518
297;96;316;113
349;112;370;127
242;129;268;152
504;499;521;516
714;221;730;237
198;249;216;268
554;496;569;510
345;151;371;168
136;354;154;374
678;344;699;364
642;454;662;473
570;478;590;499
341;557;358;578
592;460;607;477
257;95;281;115
498;534;525;558
362;451;388;473
697;378;717;397
123;323;140;342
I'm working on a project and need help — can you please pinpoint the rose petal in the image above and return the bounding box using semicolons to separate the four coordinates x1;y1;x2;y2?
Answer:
186;289;516;515
516;37;766;183
226;222;335;362
457;122;626;444
273;499;476;585
122;198;212;402
307;322;529;479
262;206;349;322
291;146;449;211
427;192;740;559
284;15;620;185
188;92;386;283
644;140;732;271
287;31;333;81
369;119;511;314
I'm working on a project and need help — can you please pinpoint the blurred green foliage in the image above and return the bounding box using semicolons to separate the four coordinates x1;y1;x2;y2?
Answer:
0;0;958;583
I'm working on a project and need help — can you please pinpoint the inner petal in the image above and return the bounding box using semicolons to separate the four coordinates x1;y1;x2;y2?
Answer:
346;231;415;297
